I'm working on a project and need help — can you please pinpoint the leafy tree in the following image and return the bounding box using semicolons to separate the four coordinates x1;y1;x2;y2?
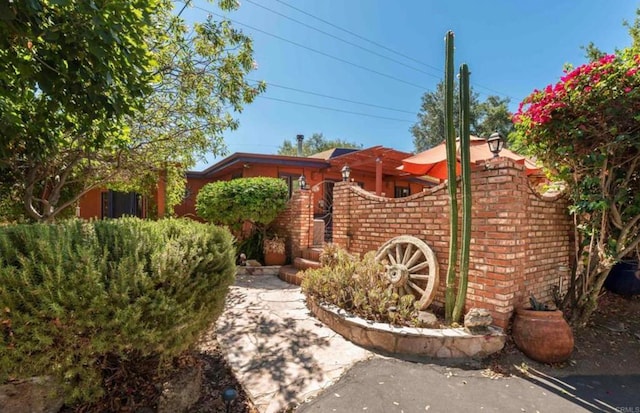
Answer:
513;50;640;326
0;0;263;221
580;8;640;61
411;81;513;151
277;132;362;156
0;0;163;221
111;10;265;212
475;95;513;139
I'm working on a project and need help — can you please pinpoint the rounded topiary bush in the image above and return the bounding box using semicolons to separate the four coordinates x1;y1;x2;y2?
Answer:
195;177;289;231
0;218;235;404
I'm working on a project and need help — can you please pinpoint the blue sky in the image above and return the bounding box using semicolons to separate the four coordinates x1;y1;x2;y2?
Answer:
180;0;639;170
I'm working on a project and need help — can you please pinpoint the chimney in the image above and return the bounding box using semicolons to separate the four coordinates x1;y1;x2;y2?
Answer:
296;134;304;157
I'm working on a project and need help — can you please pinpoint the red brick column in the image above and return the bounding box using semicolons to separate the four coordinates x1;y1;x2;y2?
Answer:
332;182;352;249
465;158;529;328
272;189;314;259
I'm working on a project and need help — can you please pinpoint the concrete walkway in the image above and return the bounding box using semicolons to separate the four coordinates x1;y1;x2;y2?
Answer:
215;273;373;412
216;274;639;413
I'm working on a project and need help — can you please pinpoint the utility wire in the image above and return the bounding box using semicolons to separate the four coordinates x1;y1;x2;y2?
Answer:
176;0;191;17
250;79;416;114
257;96;415;123
273;0;439;71
184;2;431;91
272;0;514;99
182;1;516;102
244;0;440;80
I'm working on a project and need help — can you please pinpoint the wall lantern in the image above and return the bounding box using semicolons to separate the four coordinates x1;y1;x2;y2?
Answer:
298;174;306;190
487;132;505;158
341;164;351;182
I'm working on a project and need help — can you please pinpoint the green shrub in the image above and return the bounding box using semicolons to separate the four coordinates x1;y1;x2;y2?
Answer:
301;246;420;326
195;177;288;233
0;218;235;404
236;229;264;262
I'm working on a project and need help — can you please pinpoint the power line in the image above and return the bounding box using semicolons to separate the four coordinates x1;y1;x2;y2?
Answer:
243;0;441;80
181;1;516;101
250;79;416;114
176;0;191;17
271;0;514;100
273;0;440;72
257;95;415;123
183;2;431;91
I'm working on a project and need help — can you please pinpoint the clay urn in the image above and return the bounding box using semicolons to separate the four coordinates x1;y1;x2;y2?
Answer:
512;307;574;363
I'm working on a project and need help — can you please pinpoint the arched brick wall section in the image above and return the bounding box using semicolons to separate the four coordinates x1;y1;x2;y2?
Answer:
331;158;571;328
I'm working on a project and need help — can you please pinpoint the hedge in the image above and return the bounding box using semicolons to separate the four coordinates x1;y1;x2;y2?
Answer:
0;218;236;404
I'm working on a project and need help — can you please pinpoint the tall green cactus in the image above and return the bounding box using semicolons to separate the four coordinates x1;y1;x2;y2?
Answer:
453;63;472;323
443;31;458;324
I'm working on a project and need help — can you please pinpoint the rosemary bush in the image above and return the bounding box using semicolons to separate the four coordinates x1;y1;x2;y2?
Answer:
0;218;235;404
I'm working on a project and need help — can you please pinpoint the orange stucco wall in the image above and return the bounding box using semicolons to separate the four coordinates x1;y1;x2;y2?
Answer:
174;163;429;219
78;188;104;219
174;177;210;220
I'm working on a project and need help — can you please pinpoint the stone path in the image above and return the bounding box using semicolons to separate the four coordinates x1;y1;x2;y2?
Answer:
214;274;373;413
214;274;640;413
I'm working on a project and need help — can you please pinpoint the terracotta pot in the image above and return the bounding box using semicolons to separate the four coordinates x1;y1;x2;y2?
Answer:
512;308;574;363
264;251;286;266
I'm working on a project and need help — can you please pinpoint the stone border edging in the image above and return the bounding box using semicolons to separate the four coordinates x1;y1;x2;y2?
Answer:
236;265;281;276
307;299;506;358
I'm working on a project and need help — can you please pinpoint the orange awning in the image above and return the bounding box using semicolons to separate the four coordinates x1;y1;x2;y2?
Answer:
399;136;540;180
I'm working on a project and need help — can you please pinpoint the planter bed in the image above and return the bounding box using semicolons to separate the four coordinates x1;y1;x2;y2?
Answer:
308;299;506;358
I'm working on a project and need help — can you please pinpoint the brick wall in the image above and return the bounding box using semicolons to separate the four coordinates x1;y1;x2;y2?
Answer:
272;189;313;260
331;158;571;328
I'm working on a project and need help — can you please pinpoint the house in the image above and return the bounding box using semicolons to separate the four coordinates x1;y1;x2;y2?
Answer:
174;143;434;221
76;170;167;220
76;136;433;221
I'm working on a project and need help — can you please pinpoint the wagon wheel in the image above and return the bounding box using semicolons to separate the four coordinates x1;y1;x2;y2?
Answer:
374;235;439;310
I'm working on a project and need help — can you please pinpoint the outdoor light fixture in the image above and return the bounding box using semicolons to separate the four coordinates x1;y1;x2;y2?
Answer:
487;132;505;158
341;164;351;182
298;174;306;190
222;387;238;413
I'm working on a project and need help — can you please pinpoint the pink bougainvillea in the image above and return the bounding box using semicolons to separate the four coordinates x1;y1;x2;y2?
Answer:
513;48;640;327
514;52;639;133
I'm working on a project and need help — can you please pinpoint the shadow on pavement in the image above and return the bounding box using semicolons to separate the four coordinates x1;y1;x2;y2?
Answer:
518;367;640;412
215;277;333;409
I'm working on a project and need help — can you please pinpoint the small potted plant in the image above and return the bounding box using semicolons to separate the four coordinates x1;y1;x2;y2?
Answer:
263;233;286;266
512;294;574;363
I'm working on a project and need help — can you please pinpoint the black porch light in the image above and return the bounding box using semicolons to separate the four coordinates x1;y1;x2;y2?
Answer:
298;174;306;190
487;132;505;158
341;164;351;182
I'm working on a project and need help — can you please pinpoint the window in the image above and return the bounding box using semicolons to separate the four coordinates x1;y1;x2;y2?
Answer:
101;191;144;218
279;173;298;198
394;186;410;198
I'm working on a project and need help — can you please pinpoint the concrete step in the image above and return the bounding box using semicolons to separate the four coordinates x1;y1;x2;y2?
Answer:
302;247;323;262
278;265;303;286
294;257;322;271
